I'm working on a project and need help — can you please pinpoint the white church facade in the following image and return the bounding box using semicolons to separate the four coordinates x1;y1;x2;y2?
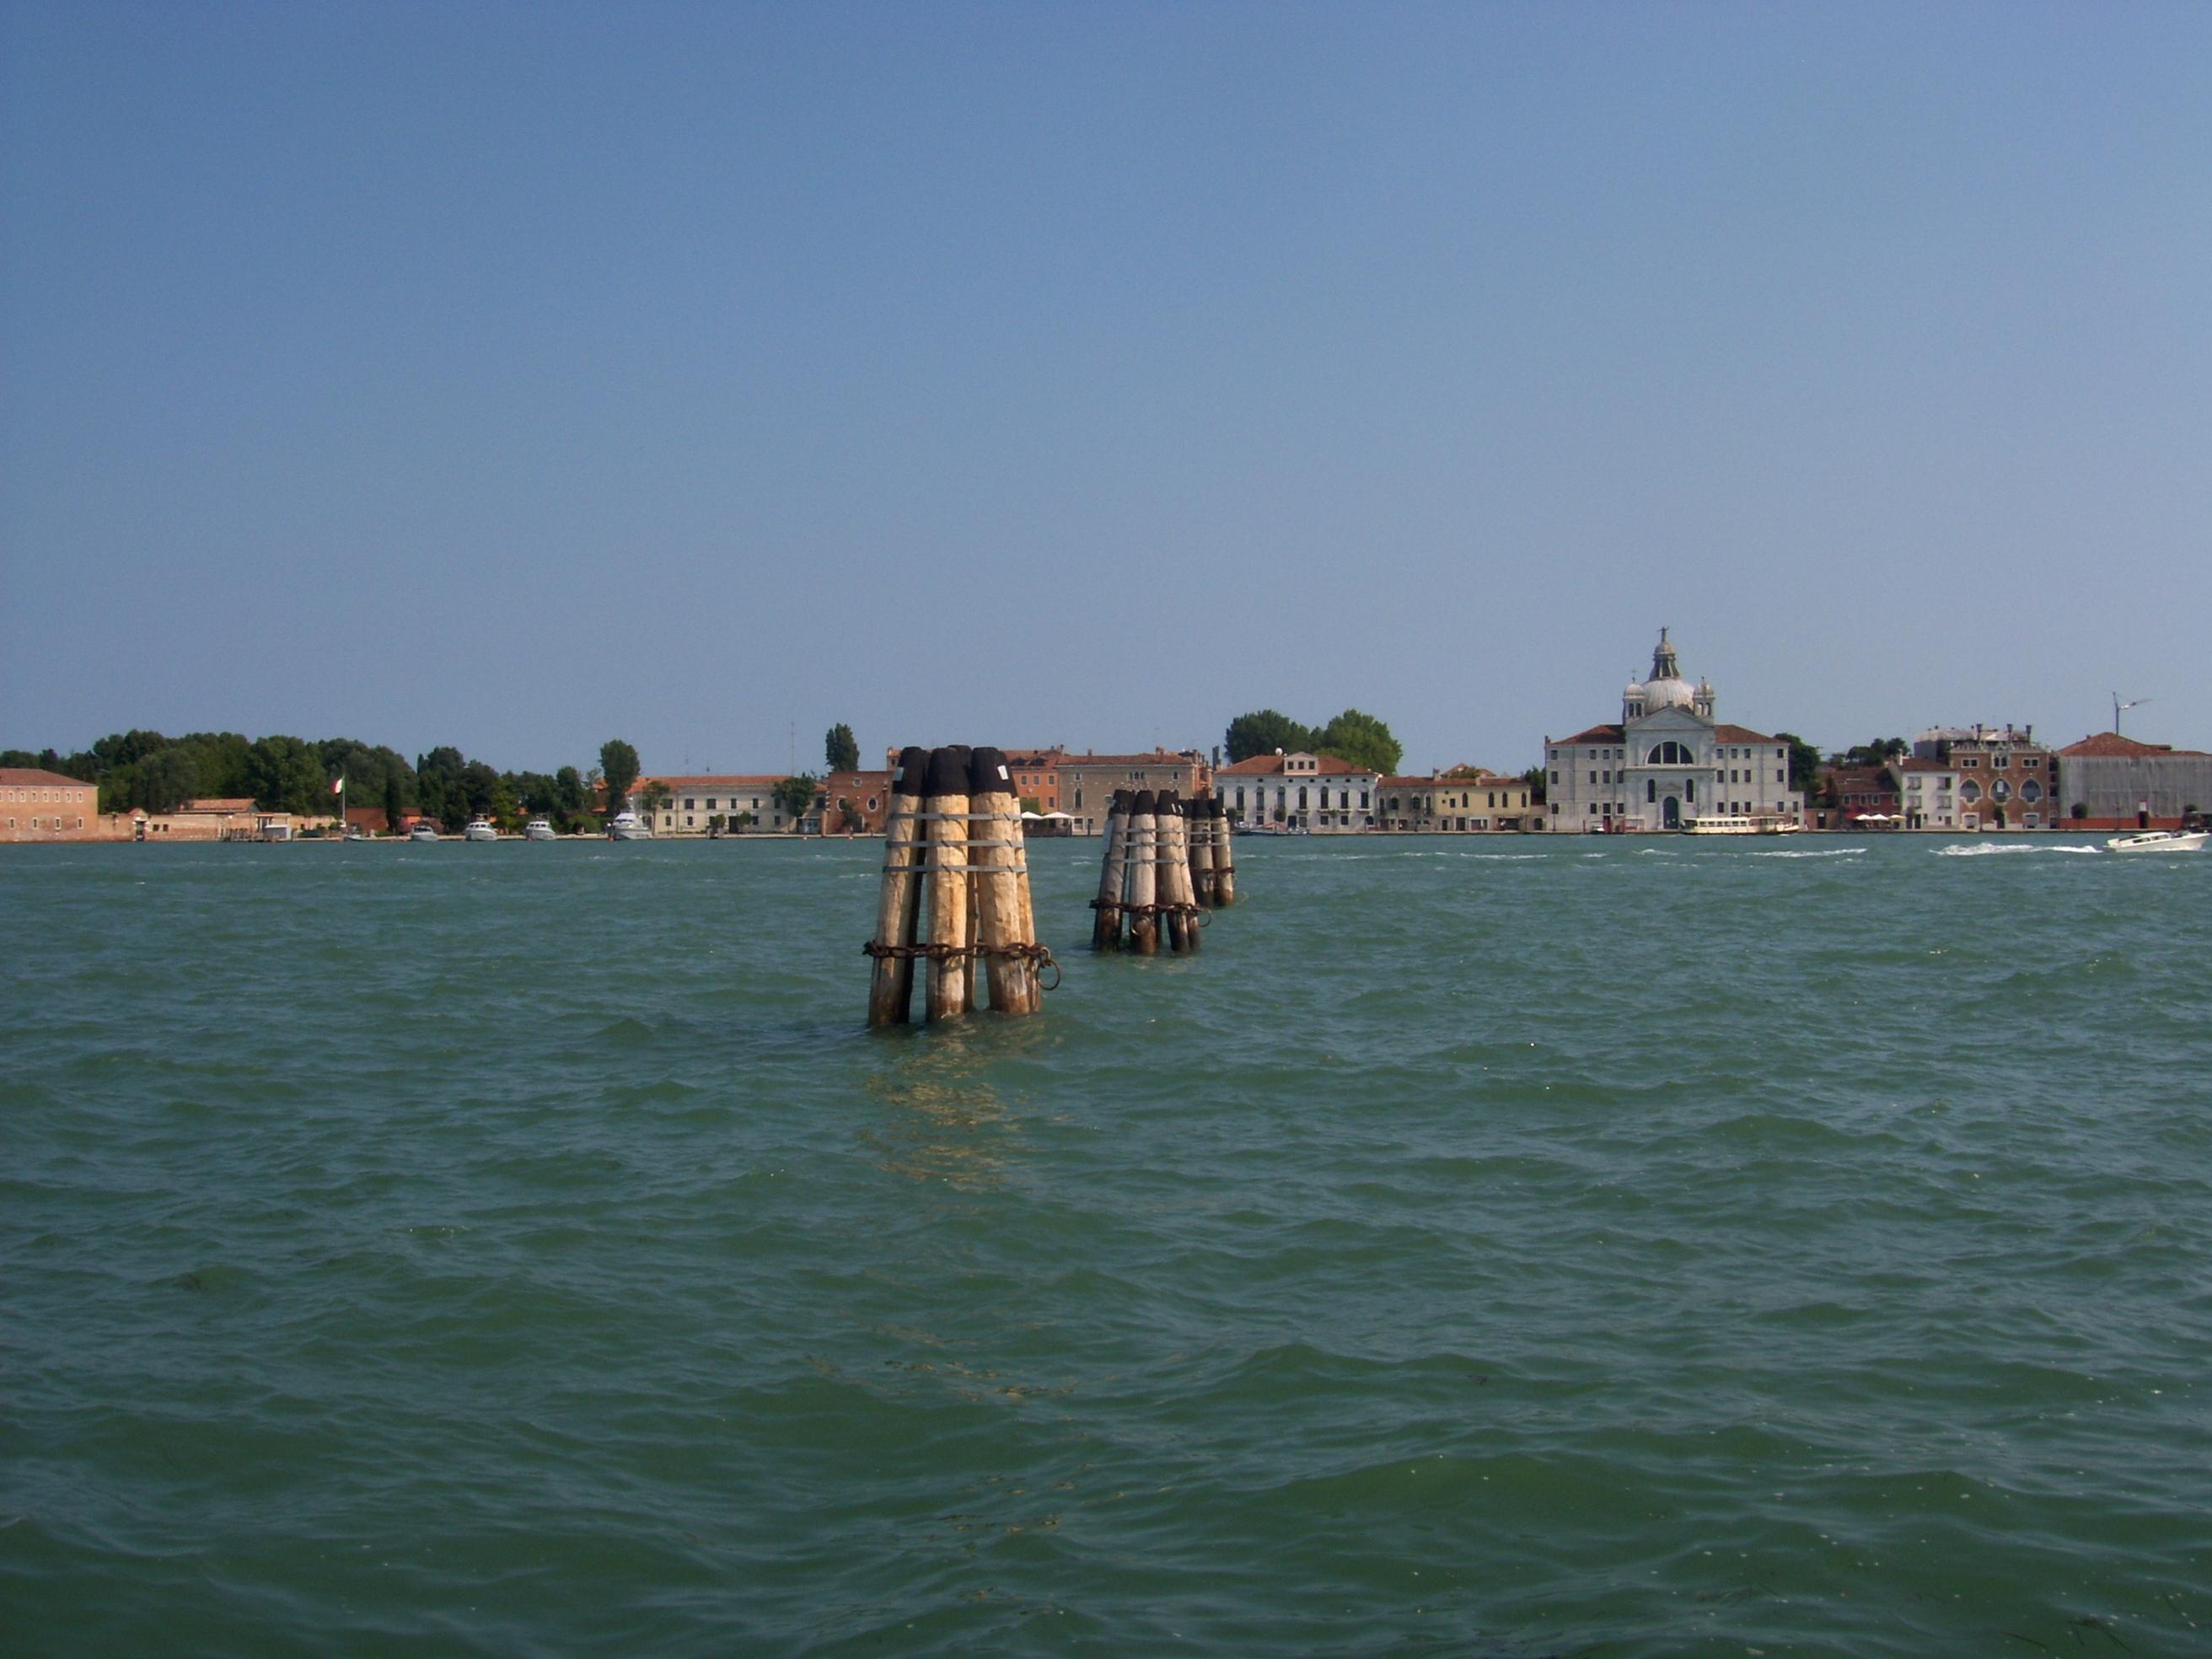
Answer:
1544;631;1803;832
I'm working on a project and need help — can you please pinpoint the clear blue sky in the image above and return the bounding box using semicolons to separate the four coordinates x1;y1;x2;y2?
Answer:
5;2;2208;776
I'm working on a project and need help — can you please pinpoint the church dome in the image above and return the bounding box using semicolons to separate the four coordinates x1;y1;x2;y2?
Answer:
1634;628;1695;711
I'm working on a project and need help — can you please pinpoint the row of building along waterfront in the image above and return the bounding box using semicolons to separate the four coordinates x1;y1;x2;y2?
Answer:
8;630;2205;840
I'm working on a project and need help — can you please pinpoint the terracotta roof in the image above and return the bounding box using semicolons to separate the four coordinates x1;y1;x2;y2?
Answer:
1216;752;1376;776
1713;724;1780;744
1556;725;1626;746
1821;765;1895;791
0;768;91;787
179;797;257;813
2058;732;2207;758
1380;771;1511;789
1057;751;1205;768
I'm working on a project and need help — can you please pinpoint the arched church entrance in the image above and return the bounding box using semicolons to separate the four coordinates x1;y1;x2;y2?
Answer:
1662;796;1682;830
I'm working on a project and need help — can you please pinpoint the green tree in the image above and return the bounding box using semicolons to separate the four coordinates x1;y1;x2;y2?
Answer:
178;733;252;798
91;729;169;772
1225;710;1317;762
415;746;468;830
772;774;819;829
599;739;640;814
133;747;203;813
1774;733;1823;797
824;722;860;773
459;760;501;818
1313;709;1403;776
244;735;327;814
1519;765;1546;800
1836;736;1909;767
552;765;588;832
383;770;406;835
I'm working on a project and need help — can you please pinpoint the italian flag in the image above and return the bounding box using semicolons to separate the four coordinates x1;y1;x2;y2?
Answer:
330;776;345;795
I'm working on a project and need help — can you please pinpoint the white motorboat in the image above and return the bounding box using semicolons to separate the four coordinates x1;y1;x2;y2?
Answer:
464;815;499;842
608;809;652;840
344;824;371;842
407;821;440;843
2104;829;2207;853
524;818;557;841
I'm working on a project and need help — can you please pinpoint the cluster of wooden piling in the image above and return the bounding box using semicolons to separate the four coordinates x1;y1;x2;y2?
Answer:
1090;789;1237;954
867;746;1057;1026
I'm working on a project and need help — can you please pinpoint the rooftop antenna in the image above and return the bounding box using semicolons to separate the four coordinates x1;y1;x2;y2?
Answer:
2113;693;2149;735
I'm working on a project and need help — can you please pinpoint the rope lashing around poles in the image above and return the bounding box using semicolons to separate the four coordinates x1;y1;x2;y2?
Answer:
880;863;1030;875
862;938;1061;991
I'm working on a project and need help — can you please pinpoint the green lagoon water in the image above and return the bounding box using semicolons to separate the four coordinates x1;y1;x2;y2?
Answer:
4;835;2209;1656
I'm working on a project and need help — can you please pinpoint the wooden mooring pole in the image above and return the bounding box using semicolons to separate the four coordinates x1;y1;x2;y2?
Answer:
1212;796;1238;906
1091;788;1132;951
969;747;1039;1016
867;745;931;1027
1188;792;1217;908
866;744;1056;1023
923;746;973;1022
1124;790;1159;956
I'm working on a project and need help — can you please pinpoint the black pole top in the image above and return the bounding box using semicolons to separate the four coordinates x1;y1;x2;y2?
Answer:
1156;789;1180;815
893;746;930;792
968;746;1015;797
1131;790;1157;814
925;746;972;797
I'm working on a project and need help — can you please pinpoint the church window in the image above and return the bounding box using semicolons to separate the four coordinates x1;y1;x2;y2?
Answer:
2021;780;2043;803
1646;741;1694;765
1646;780;1656;803
1685;780;1696;803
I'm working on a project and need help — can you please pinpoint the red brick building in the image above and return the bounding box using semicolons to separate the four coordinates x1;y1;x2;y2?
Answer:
1;767;100;840
1807;765;1902;830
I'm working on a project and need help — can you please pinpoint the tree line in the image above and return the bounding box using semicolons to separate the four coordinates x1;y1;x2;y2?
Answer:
2;730;602;833
2;723;873;835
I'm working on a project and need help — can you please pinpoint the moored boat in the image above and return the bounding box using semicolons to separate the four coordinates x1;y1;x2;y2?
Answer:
464;815;499;841
524;818;556;841
407;821;440;843
608;809;651;840
1683;814;1757;836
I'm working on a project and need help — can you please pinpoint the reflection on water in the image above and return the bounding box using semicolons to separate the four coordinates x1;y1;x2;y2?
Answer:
859;1018;1055;1190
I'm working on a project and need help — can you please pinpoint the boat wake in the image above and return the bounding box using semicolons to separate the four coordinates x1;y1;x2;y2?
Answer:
1751;847;1865;858
1935;842;2099;857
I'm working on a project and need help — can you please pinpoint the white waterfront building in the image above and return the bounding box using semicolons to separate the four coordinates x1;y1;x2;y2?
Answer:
1544;631;1802;832
1214;751;1380;831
